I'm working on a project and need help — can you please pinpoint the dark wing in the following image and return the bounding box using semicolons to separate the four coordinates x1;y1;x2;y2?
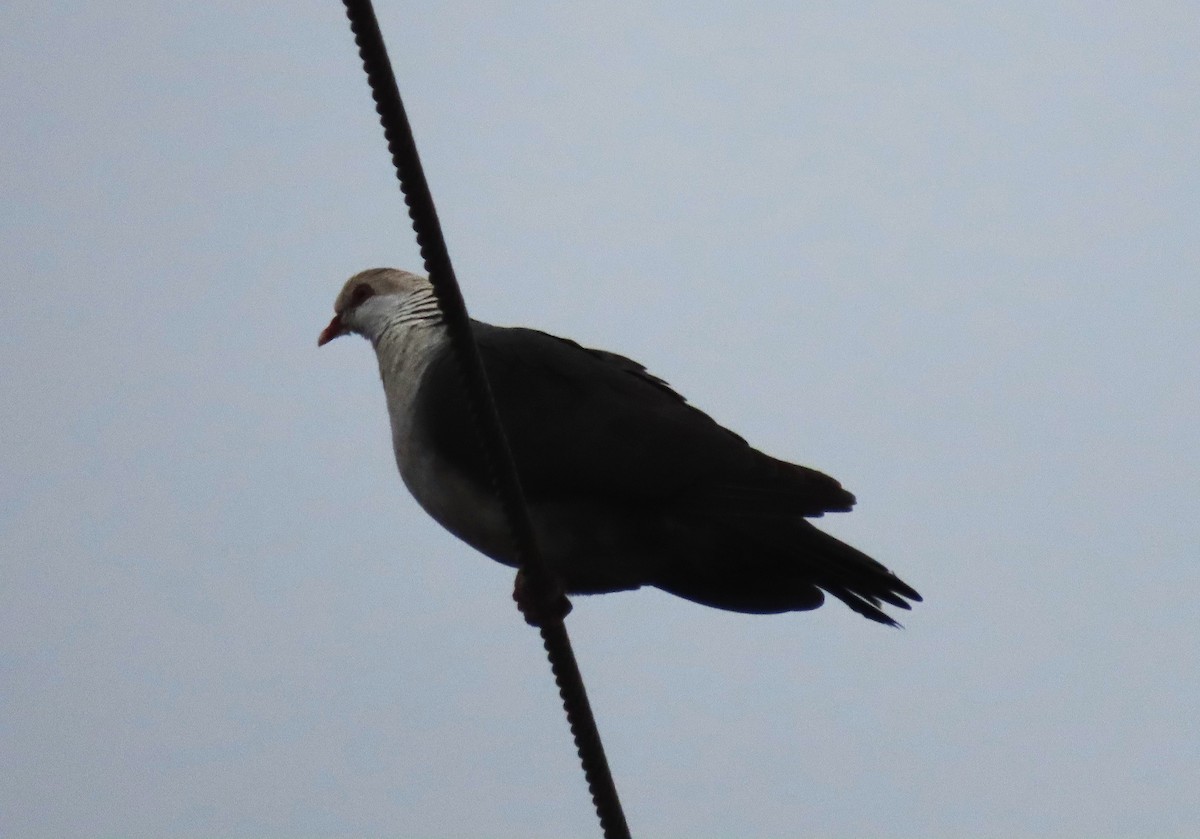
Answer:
415;323;854;518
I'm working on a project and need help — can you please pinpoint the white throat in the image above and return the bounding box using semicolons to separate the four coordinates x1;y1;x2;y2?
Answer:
351;292;450;486
375;318;447;419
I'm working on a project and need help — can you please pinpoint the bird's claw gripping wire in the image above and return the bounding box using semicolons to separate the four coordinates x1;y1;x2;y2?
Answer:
513;568;572;627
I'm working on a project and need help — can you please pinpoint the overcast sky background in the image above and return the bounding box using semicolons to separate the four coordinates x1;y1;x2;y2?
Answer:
3;3;1198;838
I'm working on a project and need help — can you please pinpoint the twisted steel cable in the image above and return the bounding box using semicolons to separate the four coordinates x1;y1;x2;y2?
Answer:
339;3;631;837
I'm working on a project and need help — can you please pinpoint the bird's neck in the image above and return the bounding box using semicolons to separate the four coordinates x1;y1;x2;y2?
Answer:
369;296;450;453
374;318;447;383
357;291;444;373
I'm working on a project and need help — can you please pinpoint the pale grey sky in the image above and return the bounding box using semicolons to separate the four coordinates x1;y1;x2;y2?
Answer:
3;3;1198;838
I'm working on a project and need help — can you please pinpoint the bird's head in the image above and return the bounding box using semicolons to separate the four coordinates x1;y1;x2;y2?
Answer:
318;268;437;346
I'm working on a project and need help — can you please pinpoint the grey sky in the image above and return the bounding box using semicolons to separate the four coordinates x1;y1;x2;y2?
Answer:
3;3;1198;837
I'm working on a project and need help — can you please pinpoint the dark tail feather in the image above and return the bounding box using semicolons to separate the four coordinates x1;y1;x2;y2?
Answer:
789;520;921;626
648;512;921;624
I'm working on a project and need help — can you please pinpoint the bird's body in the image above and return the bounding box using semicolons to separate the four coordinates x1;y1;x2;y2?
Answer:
320;268;920;625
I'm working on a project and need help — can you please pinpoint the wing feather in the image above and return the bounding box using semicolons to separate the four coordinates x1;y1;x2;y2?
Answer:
414;324;855;517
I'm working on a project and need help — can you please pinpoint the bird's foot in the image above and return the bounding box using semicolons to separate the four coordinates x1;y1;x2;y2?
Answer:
513;568;572;627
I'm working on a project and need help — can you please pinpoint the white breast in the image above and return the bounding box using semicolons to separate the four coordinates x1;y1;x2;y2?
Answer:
374;324;514;563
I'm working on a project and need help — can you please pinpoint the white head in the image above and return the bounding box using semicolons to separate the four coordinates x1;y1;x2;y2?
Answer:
317;268;440;346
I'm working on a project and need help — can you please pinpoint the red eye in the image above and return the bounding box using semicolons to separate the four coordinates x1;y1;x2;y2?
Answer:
350;283;375;305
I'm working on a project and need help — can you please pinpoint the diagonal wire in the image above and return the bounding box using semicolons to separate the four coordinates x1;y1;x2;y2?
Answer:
339;3;631;837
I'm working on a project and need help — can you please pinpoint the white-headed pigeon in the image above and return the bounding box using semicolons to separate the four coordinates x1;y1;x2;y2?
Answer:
319;268;921;625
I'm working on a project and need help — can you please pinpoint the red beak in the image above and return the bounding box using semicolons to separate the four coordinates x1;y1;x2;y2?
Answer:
317;314;345;346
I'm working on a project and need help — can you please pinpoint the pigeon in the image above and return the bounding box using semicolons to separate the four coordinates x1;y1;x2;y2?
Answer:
319;268;921;625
